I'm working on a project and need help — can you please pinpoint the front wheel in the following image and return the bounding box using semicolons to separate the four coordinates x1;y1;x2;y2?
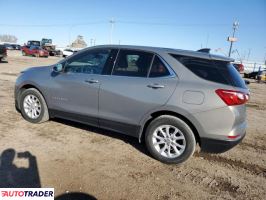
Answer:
19;88;49;123
145;115;196;164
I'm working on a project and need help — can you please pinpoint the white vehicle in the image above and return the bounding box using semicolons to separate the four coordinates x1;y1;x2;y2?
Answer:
62;49;75;58
62;48;82;58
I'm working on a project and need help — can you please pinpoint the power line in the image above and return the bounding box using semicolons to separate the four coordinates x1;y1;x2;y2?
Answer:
0;20;263;28
117;21;230;27
0;21;106;27
109;18;115;44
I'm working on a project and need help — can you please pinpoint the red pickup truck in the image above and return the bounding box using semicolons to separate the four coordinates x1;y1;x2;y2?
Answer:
22;46;49;58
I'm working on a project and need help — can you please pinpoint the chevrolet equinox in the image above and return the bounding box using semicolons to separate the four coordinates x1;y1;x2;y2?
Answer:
15;45;249;164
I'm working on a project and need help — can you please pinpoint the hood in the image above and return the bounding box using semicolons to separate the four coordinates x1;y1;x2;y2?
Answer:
21;66;51;73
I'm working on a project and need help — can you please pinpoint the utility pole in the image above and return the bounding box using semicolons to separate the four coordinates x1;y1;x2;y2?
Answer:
264;47;266;65
228;21;239;57
247;48;251;61
68;25;74;47
109;18;115;44
206;33;209;48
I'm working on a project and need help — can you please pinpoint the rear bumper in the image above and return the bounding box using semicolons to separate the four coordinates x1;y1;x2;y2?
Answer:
200;132;246;153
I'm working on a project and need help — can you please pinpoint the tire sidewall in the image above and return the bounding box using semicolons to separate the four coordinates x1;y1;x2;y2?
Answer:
145;115;196;164
20;89;45;123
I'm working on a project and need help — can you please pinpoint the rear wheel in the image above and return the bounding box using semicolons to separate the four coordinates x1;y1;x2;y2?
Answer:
145;115;196;164
19;88;49;123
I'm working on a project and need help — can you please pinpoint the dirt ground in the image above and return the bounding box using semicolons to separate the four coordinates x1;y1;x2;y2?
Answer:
0;51;265;200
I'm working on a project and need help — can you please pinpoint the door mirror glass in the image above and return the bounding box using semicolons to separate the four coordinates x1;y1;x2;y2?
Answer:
53;63;63;72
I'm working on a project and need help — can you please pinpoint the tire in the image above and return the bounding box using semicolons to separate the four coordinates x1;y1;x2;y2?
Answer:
145;115;196;164
19;88;49;123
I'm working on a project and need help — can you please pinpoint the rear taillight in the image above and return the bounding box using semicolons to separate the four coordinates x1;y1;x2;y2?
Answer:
215;89;249;106
227;134;240;139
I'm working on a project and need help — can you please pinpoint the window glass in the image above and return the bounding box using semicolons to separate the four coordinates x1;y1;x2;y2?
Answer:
149;56;170;77
112;50;153;77
65;49;111;74
30;46;41;50
171;54;246;88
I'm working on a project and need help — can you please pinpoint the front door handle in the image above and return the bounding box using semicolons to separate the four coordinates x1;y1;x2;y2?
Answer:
147;84;165;89
85;79;99;84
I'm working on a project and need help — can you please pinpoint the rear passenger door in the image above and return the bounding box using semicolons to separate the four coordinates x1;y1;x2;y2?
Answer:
98;49;178;136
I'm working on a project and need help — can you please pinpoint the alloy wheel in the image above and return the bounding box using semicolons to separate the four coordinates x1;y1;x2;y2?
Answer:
23;94;42;119
152;125;186;158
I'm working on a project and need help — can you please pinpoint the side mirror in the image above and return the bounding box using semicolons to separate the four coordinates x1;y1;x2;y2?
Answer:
53;63;63;72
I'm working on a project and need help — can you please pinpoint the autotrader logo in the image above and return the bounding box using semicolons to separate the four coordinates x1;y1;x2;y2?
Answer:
0;188;54;200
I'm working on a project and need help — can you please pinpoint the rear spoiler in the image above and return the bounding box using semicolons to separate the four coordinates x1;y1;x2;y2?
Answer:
197;48;211;53
197;48;234;62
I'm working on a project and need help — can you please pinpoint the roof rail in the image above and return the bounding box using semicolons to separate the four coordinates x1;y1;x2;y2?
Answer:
197;48;211;53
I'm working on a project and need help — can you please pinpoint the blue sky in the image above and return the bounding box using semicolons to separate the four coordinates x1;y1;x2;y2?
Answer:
0;0;265;61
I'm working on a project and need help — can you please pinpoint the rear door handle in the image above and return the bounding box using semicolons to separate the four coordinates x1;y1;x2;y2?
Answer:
147;84;165;89
85;79;99;84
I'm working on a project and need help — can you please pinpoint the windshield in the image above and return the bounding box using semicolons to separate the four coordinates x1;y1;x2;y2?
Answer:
42;39;52;44
28;41;40;46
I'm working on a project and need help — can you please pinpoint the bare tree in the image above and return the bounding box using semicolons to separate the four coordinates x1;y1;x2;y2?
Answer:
0;34;18;43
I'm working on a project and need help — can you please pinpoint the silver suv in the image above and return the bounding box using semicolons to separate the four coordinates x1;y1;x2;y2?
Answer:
15;45;249;164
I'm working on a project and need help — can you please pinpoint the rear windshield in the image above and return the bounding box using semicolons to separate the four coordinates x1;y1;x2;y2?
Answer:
171;54;246;88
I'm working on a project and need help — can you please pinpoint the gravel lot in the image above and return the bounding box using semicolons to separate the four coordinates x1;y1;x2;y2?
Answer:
0;51;265;200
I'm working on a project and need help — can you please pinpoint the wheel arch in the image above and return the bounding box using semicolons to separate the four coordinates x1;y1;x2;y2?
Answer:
139;110;201;146
16;84;47;110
